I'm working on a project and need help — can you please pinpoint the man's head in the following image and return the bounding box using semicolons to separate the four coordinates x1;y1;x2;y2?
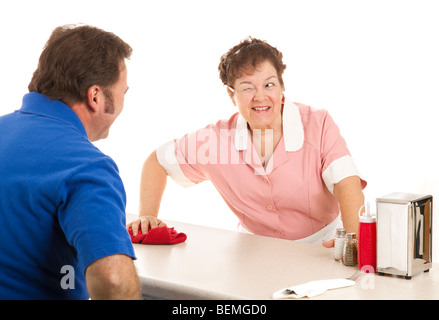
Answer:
28;24;132;141
28;24;132;108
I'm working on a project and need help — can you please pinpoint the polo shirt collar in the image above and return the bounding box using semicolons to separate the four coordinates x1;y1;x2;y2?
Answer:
19;92;88;138
234;98;304;152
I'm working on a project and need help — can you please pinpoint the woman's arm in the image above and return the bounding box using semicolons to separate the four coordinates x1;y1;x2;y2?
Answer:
322;175;364;248
333;175;364;234
127;151;168;236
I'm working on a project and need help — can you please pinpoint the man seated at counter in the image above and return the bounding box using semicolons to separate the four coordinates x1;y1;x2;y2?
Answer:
0;24;140;299
128;37;367;246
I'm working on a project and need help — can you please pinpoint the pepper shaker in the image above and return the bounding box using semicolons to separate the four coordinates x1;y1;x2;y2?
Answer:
343;233;358;266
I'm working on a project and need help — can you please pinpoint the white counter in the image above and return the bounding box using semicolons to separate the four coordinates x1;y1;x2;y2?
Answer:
128;216;439;300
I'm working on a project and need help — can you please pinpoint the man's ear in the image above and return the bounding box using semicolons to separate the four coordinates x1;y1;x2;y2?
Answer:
86;85;103;113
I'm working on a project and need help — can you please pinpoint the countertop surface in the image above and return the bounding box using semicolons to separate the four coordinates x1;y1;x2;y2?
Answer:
128;215;439;300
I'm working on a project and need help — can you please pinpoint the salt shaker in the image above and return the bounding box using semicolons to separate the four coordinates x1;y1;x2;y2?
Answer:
333;228;346;261
343;233;358;266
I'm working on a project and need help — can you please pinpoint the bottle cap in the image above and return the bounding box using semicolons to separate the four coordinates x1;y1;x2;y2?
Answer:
359;202;376;223
346;233;357;240
335;228;346;237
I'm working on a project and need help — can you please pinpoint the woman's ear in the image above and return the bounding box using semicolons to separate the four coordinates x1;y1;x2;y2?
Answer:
227;87;237;106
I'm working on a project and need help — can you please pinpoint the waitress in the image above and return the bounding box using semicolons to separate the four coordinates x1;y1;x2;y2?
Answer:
128;37;367;246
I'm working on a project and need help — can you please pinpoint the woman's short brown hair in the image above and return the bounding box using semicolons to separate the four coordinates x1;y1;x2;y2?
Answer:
28;24;132;105
218;37;286;90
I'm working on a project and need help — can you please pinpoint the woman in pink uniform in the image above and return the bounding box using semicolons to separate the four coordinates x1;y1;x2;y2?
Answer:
128;37;366;246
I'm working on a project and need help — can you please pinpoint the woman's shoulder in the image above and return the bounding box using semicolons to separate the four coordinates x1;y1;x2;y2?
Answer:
292;101;331;127
207;112;240;130
294;101;328;117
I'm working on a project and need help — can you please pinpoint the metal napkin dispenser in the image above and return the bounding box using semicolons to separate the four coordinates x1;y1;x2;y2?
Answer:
376;192;433;279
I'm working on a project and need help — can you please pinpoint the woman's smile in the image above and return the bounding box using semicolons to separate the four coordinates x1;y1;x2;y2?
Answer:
252;106;271;112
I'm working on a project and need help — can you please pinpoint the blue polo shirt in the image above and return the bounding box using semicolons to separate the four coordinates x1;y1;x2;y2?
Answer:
0;93;136;299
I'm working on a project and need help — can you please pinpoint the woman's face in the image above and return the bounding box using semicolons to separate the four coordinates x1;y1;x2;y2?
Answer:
230;60;283;132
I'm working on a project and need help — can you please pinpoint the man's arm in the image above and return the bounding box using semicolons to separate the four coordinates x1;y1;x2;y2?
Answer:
85;254;140;299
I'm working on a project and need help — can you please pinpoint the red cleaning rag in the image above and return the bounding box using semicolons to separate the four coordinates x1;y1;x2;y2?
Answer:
128;225;187;245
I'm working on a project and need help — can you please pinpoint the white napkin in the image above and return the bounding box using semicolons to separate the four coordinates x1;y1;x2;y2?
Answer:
377;202;409;272
272;278;355;299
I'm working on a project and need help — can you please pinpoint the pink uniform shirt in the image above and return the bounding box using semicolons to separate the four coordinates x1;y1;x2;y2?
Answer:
156;99;366;240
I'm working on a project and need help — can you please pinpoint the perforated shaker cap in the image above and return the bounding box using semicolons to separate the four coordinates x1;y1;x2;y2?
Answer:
335;228;346;237
346;233;357;240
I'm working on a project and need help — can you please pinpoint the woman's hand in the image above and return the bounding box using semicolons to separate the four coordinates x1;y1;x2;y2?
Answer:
322;239;335;248
127;215;167;237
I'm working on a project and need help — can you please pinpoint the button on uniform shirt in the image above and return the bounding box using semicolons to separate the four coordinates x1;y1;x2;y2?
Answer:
156;99;367;240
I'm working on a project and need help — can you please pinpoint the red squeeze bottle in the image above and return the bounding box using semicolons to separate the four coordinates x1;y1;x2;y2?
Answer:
358;202;377;273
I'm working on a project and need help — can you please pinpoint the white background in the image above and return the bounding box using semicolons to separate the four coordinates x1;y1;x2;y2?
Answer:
1;0;438;261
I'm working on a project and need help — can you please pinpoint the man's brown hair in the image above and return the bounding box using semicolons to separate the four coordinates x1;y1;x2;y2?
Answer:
28;24;132;106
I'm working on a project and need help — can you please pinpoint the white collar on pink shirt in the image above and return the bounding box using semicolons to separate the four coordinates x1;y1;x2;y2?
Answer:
234;98;304;152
